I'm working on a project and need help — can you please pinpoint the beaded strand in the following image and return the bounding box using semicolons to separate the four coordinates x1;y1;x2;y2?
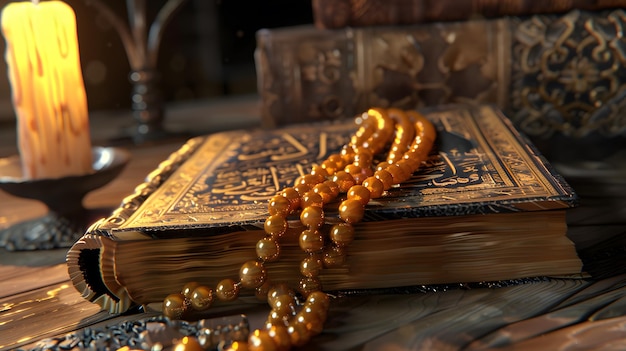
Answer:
163;108;436;350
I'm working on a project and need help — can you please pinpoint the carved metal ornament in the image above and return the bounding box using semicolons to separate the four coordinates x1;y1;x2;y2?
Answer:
511;10;626;138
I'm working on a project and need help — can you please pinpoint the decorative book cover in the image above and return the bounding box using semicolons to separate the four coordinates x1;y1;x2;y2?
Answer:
256;9;626;140
67;105;581;314
311;0;626;29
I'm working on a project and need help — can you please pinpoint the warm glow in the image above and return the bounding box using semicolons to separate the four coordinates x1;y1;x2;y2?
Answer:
1;0;92;179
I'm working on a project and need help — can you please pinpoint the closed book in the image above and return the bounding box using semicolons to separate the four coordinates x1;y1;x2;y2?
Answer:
67;104;581;314
256;9;626;140
312;0;626;29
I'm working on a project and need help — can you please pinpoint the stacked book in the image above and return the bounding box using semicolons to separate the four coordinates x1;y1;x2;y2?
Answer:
255;0;626;141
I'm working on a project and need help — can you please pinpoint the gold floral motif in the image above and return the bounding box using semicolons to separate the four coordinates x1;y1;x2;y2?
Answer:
511;9;626;138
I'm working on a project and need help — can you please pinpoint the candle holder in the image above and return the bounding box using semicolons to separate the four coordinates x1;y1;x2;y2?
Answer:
84;0;189;144
0;147;130;251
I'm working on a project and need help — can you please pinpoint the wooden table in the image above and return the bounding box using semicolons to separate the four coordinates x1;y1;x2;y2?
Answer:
1;98;626;350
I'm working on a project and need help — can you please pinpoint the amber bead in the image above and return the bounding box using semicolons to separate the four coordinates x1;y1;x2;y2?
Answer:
301;190;323;208
332;171;355;192
300;206;325;228
163;292;187;320
363;176;384;198
215;278;240;301
362;166;374;178
367;131;384;149
300;255;323;278
353;148;373;167
293;183;311;197
374;169;394;189
350;131;365;147
182;281;200;299
310;164;329;179
268;325;292;351
386;162;410;184
264;215;287;238
174;336;204;351
312;172;327;185
266;310;289;328
239;260;267;289
298;174;322;187
270;293;296;317
305;304;328;326
225;341;249;351
320;160;338;175
345;164;368;184
397;159;416;177
409;139;427;153
256;237;280;262
323;245;346;268
312;182;334;204
298;277;322;297
190;285;214;311
267;283;295;306
280;187;301;213
338;199;365;224
295;306;325;334
386;151;403;164
292;175;305;187
401;153;422;170
330;222;355;247
255;280;273;301
327;153;345;166
299;229;325;252
287;320;311;347
347;184;371;205
342;148;357;161
268;195;291;216
323;180;340;198
248;329;277;351
344;164;361;177
307;291;330;312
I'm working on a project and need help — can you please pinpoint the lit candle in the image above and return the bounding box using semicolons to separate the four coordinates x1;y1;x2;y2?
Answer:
1;0;92;179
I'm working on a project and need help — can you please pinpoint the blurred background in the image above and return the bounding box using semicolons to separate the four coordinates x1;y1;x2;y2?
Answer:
0;0;313;123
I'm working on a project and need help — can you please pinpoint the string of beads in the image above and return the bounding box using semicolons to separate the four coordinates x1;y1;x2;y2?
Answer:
162;107;436;350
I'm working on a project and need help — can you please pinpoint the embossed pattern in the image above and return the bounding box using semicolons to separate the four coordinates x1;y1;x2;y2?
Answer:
256;10;626;139
511;10;626;138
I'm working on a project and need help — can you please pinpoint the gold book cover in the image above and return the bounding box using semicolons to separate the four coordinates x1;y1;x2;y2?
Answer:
67;104;581;314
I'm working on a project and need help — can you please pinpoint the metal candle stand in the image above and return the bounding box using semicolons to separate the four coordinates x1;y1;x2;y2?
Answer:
0;147;130;250
84;0;189;144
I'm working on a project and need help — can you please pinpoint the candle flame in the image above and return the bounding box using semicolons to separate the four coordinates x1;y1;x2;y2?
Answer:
32;0;40;5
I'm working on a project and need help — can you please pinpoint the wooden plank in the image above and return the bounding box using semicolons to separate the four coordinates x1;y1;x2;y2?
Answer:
0;281;107;350
0;263;68;297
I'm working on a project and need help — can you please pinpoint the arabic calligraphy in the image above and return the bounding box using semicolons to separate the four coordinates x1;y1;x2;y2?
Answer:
122;106;562;229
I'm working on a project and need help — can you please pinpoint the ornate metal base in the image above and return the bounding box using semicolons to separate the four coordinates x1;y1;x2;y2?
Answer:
27;314;249;351
0;209;111;251
1;212;84;251
0;147;130;251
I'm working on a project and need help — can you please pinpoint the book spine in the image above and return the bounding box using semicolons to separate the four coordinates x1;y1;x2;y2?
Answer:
255;21;512;128
311;0;626;29
256;10;626;139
